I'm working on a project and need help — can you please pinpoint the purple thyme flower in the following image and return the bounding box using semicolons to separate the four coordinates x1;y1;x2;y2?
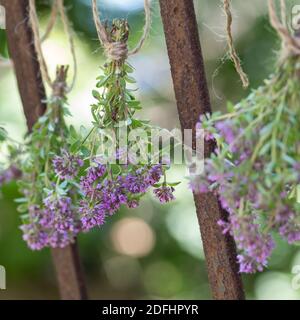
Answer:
124;172;149;194
21;195;80;250
79;200;106;231
153;186;175;203
237;254;265;273
20;205;48;250
80;161;106;196
146;164;163;186
275;206;294;224
196;115;215;142
42;194;80;248
127;199;140;208
217;219;231;235
215;120;238;152
188;175;209;194
53;150;83;180
100;179;127;215
0;165;22;186
21;224;49;251
219;214;275;273
79;178;129;231
279;219;300;244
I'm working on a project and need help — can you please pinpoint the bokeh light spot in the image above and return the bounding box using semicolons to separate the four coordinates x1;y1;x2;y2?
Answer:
111;217;155;258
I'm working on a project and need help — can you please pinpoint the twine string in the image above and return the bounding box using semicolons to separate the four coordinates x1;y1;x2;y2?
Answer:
29;0;77;92
91;0;151;61
128;0;151;56
223;0;249;88
41;0;59;42
56;0;77;91
29;0;53;88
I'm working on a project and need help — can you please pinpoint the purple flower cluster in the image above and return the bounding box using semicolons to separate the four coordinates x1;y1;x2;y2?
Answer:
218;215;275;273
21;157;175;249
78;161;171;231
193;111;300;273
21;195;80;250
275;206;300;244
153;186;175;203
79;200;106;231
0;165;22;186
80;161;106;198
53;150;84;180
20;205;48;250
196;115;215;142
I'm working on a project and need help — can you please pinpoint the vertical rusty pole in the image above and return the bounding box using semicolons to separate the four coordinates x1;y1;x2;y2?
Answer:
1;0;88;300
159;0;245;299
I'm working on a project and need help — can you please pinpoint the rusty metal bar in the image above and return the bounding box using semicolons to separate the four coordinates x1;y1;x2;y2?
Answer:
1;0;88;300
51;243;87;300
159;0;245;300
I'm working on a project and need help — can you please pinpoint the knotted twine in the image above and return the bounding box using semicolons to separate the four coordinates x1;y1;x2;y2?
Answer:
91;0;151;61
29;0;77;92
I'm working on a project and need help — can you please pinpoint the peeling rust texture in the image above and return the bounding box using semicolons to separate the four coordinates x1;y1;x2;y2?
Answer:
159;0;245;300
1;0;87;300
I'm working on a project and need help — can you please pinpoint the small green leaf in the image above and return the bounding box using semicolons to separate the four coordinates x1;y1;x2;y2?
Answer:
0;128;7;142
125;76;137;84
70;140;81;153
14;198;28;204
92;90;101;100
80;146;90;157
59;181;68;189
96;74;111;88
167;182;181;187
17;204;28;213
69;125;77;139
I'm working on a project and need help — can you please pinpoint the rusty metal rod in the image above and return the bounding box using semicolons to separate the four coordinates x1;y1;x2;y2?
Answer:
1;0;88;300
159;0;245;300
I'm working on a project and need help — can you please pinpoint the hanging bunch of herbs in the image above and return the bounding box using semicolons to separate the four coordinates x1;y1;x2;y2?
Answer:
59;20;177;233
192;2;300;273
17;20;177;250
18;67;84;250
1;0;177;251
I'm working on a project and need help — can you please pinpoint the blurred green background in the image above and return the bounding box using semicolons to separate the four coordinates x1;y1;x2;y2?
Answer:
1;0;300;300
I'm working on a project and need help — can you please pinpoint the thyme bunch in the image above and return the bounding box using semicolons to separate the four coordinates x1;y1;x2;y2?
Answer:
194;56;300;273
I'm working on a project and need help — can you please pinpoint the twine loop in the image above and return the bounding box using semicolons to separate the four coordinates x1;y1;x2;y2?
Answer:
29;0;77;92
92;0;151;60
